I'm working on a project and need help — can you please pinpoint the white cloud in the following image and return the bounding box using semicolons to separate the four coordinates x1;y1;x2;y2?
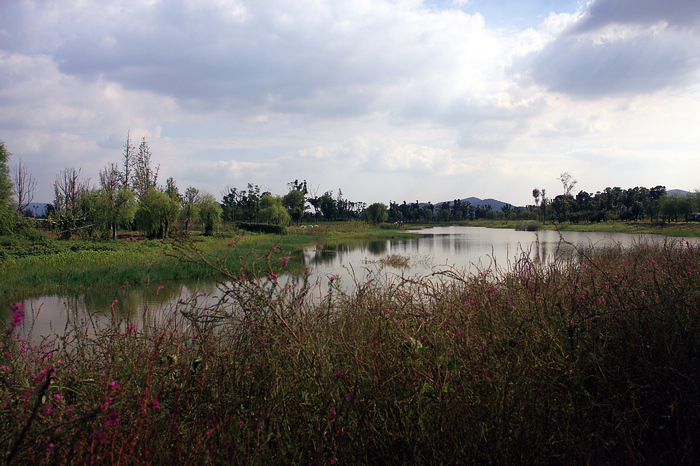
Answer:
2;0;700;208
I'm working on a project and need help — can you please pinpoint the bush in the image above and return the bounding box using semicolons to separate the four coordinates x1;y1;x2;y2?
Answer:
3;239;700;463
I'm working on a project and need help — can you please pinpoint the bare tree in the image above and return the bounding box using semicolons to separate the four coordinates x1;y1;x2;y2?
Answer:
13;159;36;215
558;172;577;197
122;132;135;189
54;168;89;216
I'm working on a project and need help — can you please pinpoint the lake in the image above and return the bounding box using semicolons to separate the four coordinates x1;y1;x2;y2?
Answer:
9;226;696;339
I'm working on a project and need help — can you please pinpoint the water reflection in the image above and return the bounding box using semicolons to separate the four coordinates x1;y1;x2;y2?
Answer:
8;226;699;338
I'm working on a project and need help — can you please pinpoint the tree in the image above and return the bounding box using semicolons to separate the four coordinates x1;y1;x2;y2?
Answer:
13;158;36;215
283;189;306;225
182;186;200;231
197;192;222;235
122;132;135;189
0;140;18;234
501;203;513;219
77;187;101;238
98;163;137;239
164;177;180;203
362;202;388;225
52;168;90;238
259;194;291;226
53;168;89;216
540;189;547;223
532;188;541;222
319;191;338;221
557;172;577;197
134;190;179;239
132;137;159;199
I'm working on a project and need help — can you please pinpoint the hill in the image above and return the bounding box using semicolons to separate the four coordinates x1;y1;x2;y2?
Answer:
428;197;512;212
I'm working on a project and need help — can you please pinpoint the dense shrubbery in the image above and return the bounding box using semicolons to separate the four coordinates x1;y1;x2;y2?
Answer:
236;221;287;235
2;238;700;463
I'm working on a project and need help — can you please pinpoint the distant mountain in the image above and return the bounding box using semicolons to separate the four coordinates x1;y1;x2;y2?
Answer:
429;197;512;212
461;197;510;212
668;189;690;197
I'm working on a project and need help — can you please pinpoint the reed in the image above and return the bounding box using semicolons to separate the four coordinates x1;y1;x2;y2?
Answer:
2;238;699;463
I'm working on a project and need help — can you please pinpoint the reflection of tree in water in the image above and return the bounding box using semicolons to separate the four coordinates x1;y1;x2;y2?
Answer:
530;234;598;267
303;241;389;266
61;280;219;321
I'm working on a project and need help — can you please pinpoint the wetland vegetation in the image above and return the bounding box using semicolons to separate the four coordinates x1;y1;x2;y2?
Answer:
2;230;700;463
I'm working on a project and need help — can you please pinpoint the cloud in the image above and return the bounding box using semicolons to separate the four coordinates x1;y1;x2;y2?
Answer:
570;0;700;34
513;1;700;99
3;0;700;207
1;0;508;123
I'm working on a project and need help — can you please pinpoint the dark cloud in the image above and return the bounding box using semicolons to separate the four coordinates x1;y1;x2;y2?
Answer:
570;0;700;34
517;30;700;98
513;0;700;99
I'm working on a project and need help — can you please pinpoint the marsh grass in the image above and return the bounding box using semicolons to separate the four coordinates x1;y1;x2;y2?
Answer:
2;237;700;463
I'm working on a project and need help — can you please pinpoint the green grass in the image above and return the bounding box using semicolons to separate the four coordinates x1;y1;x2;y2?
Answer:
0;224;416;301
2;237;700;463
457;218;700;236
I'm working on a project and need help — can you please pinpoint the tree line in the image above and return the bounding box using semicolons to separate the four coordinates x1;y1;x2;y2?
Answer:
2;140;700;240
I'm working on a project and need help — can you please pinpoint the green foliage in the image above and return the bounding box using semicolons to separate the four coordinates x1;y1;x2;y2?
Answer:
181;186;200;231
3;240;700;463
362;202;388;225
0;141;18;235
134;190;180;239
96;187;137;239
282;189;305;225
236;221;287;234
259;194;291;227
197;193;222;236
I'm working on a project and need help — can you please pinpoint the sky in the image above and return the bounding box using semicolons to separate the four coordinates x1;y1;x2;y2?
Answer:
1;0;700;207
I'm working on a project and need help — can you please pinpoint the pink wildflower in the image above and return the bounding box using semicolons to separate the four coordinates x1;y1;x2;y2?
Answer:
105;411;121;427
109;381;119;390
10;302;24;329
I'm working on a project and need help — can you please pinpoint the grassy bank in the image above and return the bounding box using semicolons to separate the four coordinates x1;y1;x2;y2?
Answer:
458;218;700;237
2;238;699;463
0;223;416;301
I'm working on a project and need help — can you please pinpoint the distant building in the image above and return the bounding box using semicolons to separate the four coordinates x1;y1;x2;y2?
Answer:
26;203;50;218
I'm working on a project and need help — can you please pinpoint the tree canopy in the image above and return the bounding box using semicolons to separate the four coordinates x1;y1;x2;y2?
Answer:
0;141;17;235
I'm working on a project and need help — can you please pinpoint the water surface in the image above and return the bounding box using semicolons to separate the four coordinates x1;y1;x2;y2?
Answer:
9;226;695;338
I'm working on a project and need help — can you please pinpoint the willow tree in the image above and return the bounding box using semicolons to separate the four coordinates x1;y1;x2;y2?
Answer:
134;190;179;239
0;141;17;234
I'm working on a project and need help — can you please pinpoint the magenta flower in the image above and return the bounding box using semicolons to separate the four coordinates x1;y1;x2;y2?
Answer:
10;302;24;329
105;411;121;427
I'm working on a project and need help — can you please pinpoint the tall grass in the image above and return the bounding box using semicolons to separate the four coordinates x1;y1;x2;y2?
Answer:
2;237;699;463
